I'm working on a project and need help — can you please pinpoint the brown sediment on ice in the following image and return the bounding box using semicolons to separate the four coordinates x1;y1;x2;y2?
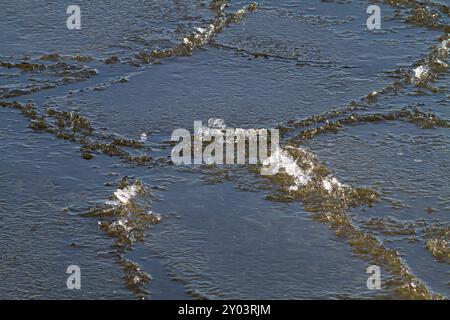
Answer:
277;31;449;136
274;3;449;136
0;61;46;72
119;256;152;297
233;34;450;293
0;83;59;99
281;101;367;134
0;101;157;165
362;218;449;264
363;217;417;237
0;58;98;99
168;115;447;300
374;2;450;92
411;35;450;89
39;53;94;63
261;145;445;299
277;32;449;137
423;224;450;264
0;56;97;76
0;2;258;100
378;33;449;92
82;178;160;249
210;0;230;16
380;0;450;29
261;110;449;298
47;62;98;83
262;147;378;209
105;56;120;64
1;78;166;297
285;108;450;143
81;177;160;297
39;53;62;62
133;2;257;64
426;239;450;263
264;99;449;298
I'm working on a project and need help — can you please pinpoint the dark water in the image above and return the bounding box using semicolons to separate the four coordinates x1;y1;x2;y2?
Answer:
0;0;449;299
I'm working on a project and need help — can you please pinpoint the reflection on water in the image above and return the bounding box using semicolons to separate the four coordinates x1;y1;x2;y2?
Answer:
0;0;449;299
